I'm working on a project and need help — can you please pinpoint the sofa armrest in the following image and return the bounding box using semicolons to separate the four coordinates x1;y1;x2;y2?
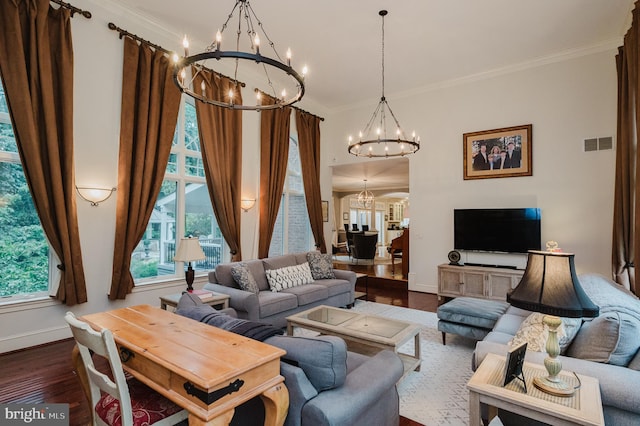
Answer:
203;282;259;318
301;350;403;425
332;269;356;286
279;361;319;426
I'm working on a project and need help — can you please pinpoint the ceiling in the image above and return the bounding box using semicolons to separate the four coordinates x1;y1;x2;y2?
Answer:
111;0;634;193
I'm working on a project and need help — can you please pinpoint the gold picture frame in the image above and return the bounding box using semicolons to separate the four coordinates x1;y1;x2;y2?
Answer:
463;124;532;180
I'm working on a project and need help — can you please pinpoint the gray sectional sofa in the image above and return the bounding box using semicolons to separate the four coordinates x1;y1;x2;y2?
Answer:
473;273;640;425
204;251;357;328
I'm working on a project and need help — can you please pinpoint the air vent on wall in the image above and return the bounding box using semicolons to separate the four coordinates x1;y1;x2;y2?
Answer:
583;136;614;152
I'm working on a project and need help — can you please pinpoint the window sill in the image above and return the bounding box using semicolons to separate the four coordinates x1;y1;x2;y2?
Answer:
0;294;58;313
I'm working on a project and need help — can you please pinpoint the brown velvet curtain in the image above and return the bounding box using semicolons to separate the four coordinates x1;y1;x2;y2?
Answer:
296;110;327;253
258;97;291;258
613;2;640;295
0;0;86;305
109;37;181;299
193;70;243;261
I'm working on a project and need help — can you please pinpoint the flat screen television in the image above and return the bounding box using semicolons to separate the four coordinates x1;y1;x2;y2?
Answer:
454;208;541;253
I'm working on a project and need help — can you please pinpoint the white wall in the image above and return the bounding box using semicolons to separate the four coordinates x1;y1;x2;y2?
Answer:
0;0;617;352
324;49;618;293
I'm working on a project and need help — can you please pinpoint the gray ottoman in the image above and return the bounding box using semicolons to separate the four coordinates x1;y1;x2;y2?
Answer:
437;297;510;344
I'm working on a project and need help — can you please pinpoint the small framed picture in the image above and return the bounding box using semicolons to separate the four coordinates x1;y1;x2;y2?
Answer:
322;201;329;222
463;124;532;180
503;341;527;392
343;212;349;221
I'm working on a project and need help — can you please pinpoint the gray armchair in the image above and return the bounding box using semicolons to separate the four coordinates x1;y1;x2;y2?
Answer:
267;335;403;426
351;233;378;264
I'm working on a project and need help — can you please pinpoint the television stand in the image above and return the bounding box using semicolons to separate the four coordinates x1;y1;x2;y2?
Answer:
438;264;524;301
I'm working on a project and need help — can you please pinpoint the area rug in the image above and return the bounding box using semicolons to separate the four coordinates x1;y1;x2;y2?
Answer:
348;301;476;425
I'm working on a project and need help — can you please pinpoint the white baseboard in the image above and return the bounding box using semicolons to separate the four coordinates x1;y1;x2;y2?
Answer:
408;272;437;294
1;325;71;354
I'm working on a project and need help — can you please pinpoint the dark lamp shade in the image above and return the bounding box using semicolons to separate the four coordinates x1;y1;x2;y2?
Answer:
507;251;599;318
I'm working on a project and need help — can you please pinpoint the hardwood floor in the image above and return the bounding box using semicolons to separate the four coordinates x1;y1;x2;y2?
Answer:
0;262;437;426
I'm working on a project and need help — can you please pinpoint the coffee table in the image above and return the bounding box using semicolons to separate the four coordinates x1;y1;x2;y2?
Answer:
286;305;421;381
468;353;604;426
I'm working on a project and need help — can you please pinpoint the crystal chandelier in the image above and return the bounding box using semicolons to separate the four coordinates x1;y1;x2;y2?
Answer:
348;10;420;157
357;180;375;209
172;0;307;110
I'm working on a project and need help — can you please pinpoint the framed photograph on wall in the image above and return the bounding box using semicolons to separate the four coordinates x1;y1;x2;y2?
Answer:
343;212;349;221
463;124;532;180
322;201;329;222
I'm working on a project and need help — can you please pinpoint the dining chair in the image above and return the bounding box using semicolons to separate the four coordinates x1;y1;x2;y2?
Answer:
64;312;188;426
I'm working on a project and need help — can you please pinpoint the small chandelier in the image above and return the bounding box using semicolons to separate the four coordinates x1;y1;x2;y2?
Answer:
172;0;307;110
348;10;420;158
357;180;375;209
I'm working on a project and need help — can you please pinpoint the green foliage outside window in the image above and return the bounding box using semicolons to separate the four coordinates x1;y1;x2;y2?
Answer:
0;162;49;297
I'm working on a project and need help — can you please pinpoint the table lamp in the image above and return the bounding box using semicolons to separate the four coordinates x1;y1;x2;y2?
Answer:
507;250;599;396
173;237;206;292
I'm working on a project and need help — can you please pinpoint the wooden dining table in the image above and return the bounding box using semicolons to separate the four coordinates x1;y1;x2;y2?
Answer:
79;304;289;425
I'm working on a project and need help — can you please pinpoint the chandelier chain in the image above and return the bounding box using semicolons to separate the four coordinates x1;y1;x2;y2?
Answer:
381;11;385;99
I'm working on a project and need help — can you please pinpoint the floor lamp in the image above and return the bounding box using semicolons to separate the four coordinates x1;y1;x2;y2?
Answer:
507;250;599;396
173;237;206;292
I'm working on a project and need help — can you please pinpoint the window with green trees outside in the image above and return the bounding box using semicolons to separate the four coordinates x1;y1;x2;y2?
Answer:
0;82;50;299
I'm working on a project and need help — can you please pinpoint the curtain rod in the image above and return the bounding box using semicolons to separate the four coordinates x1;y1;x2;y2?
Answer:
107;22;246;88
50;0;91;18
258;90;324;121
293;106;324;122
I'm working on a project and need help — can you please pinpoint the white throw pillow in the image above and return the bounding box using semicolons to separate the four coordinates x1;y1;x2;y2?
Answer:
509;313;581;354
266;262;314;292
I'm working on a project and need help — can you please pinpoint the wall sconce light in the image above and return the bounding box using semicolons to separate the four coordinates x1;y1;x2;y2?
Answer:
241;198;256;212
76;186;116;206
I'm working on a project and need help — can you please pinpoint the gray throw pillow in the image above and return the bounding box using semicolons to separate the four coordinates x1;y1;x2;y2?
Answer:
566;312;640;366
230;262;260;294
306;251;335;280
265;335;347;391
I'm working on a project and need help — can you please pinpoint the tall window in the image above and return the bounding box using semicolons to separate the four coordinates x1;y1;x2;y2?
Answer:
130;99;226;282
0;81;51;299
269;137;313;256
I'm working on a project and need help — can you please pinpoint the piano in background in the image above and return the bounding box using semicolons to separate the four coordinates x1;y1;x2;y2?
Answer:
387;229;409;277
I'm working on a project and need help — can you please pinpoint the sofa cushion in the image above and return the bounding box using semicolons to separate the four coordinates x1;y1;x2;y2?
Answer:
265;335;347;392
306;252;336;280
266;263;314;292
315;278;352;297
257;291;298;318
578;273;640;322
230;263;260;294
263;254;298;271
282;284;329;306
567;312;640;366
509;313;581;354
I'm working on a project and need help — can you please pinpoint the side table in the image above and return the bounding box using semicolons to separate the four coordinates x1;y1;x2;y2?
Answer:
467;353;604;426
354;272;368;301
160;291;230;311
